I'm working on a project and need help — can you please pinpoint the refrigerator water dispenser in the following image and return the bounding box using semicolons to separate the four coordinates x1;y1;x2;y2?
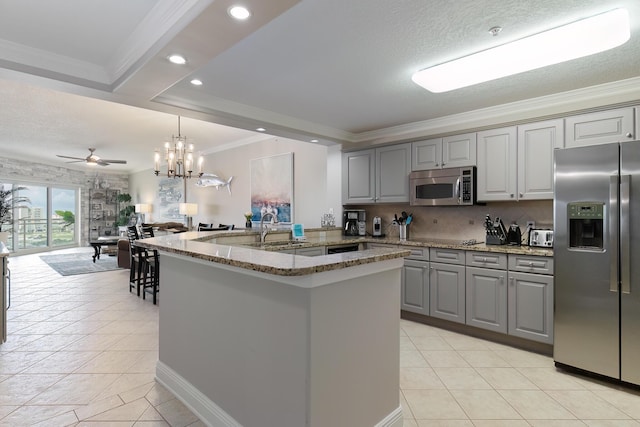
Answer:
568;202;604;250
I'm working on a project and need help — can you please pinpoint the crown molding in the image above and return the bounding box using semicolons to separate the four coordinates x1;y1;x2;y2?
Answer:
351;76;640;146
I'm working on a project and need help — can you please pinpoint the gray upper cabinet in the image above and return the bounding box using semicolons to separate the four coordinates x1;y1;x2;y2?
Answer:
565;107;634;148
517;119;564;200
342;149;376;204
342;143;411;204
477;127;518;201
412;133;476;171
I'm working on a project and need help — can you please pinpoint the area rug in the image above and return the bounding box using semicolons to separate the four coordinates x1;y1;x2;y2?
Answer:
40;252;124;276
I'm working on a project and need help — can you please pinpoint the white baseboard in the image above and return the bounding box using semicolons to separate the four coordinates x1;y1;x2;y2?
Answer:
156;361;242;427
375;405;403;427
157;360;403;427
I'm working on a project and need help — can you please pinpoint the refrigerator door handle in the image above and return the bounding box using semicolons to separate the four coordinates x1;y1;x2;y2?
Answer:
610;175;619;293
621;175;631;294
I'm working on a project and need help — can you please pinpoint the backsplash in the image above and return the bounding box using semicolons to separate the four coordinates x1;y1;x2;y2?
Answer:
348;200;553;242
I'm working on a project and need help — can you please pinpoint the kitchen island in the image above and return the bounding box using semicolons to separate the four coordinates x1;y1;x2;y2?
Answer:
136;230;410;427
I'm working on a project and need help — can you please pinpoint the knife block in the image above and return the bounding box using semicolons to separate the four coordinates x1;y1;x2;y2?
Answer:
486;234;507;245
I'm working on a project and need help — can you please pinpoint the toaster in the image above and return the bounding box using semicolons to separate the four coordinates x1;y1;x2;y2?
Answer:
529;229;554;247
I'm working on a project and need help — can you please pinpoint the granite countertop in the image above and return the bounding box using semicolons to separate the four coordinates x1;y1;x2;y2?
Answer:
134;230;411;277
134;228;553;276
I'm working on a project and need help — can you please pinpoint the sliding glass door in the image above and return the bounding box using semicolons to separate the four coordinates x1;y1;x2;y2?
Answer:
0;182;78;252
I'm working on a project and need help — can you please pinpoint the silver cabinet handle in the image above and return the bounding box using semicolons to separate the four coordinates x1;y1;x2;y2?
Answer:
509;276;514;285
626;132;633;138
510;194;514;198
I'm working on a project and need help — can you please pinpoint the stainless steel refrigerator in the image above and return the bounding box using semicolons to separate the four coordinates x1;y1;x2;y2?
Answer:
554;141;640;385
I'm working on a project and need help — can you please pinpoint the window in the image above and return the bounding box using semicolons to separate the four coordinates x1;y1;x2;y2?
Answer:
1;182;78;252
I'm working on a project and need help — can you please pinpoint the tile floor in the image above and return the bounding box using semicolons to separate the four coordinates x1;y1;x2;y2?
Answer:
3;248;640;426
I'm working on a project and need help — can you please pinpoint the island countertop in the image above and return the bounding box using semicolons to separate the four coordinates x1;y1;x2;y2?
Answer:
133;227;552;277
134;230;411;277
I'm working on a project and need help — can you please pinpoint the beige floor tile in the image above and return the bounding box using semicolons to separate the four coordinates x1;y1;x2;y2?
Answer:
111;334;159;351
0;404;77;425
155;398;200;427
74;351;148;374
75;395;124;421
403;389;468;420
28;373;120;405
582;421;640;427
450;389;521;419
411;335;454;351
593;388;640;418
144;383;178;407
76;422;134;426
442;335;492;351
400;390;414;419
498;389;576;419
0;351;54;374
471;421;530;427
22;351;101;374
434;367;492;390
546;390;631;420
420;350;470;368
457;350;510;367
518;367;588;390
400;335;417;350
139;405;165;421
416;421;474;427
92;373;156;402
0;374;64;405
400;367;446;389
498;349;554;368
528;421;588;427
87;397;150;421
401;349;429;367
475;367;539;390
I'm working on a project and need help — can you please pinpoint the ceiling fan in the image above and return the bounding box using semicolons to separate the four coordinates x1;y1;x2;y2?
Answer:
56;148;127;166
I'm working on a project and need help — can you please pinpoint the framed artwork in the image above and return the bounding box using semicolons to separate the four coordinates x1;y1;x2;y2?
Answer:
156;178;185;222
250;152;293;223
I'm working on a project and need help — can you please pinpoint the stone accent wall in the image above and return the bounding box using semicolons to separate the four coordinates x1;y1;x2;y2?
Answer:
0;156;129;246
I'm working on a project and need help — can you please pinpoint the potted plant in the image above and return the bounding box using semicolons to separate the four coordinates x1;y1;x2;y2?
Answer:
0;185;30;243
116;193;135;235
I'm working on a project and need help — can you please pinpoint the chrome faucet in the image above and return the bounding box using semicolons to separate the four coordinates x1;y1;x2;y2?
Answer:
260;212;276;243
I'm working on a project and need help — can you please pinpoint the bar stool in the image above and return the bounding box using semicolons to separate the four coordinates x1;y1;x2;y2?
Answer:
139;225;160;304
126;225;143;295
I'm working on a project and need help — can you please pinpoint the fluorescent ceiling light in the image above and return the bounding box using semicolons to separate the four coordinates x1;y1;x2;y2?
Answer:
412;8;630;93
229;6;250;20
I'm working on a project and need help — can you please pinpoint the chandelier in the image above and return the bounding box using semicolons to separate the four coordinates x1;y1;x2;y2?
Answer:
154;116;204;178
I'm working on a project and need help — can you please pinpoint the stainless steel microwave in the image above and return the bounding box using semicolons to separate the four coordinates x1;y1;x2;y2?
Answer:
409;167;476;206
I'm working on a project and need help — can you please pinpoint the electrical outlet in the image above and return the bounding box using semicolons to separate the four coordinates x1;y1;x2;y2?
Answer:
526;221;535;229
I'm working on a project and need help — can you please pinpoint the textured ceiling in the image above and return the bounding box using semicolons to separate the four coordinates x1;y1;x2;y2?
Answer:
0;0;639;172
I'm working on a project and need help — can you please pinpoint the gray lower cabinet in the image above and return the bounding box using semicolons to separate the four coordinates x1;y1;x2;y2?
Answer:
465;251;508;333
508;270;553;344
401;247;429;315
429;262;465;324
466;267;507;333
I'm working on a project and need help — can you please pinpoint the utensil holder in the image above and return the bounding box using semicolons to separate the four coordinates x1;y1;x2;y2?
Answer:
486;235;506;245
399;224;408;241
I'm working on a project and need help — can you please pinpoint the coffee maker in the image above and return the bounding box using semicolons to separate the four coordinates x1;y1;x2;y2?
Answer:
343;209;366;236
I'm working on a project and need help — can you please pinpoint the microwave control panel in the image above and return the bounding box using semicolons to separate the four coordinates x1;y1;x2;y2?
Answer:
461;169;472;204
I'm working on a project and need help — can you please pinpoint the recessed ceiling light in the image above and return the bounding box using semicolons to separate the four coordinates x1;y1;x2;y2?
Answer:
310;139;319;143
256;127;266;132
168;54;187;65
229;6;250;20
190;79;203;86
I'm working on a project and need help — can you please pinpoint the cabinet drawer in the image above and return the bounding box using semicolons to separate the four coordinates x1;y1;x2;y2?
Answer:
430;248;465;265
508;254;553;274
401;246;429;261
367;243;397;250
466;251;507;269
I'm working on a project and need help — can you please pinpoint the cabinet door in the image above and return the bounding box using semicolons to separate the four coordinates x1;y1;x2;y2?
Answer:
565;108;634;148
508;271;554;344
376;143;411;203
429;262;465;324
342;149;375;204
477;127;517;201
412;138;442;170
442;132;477;168
517;119;564;200
402;259;429;315
466;267;507;333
